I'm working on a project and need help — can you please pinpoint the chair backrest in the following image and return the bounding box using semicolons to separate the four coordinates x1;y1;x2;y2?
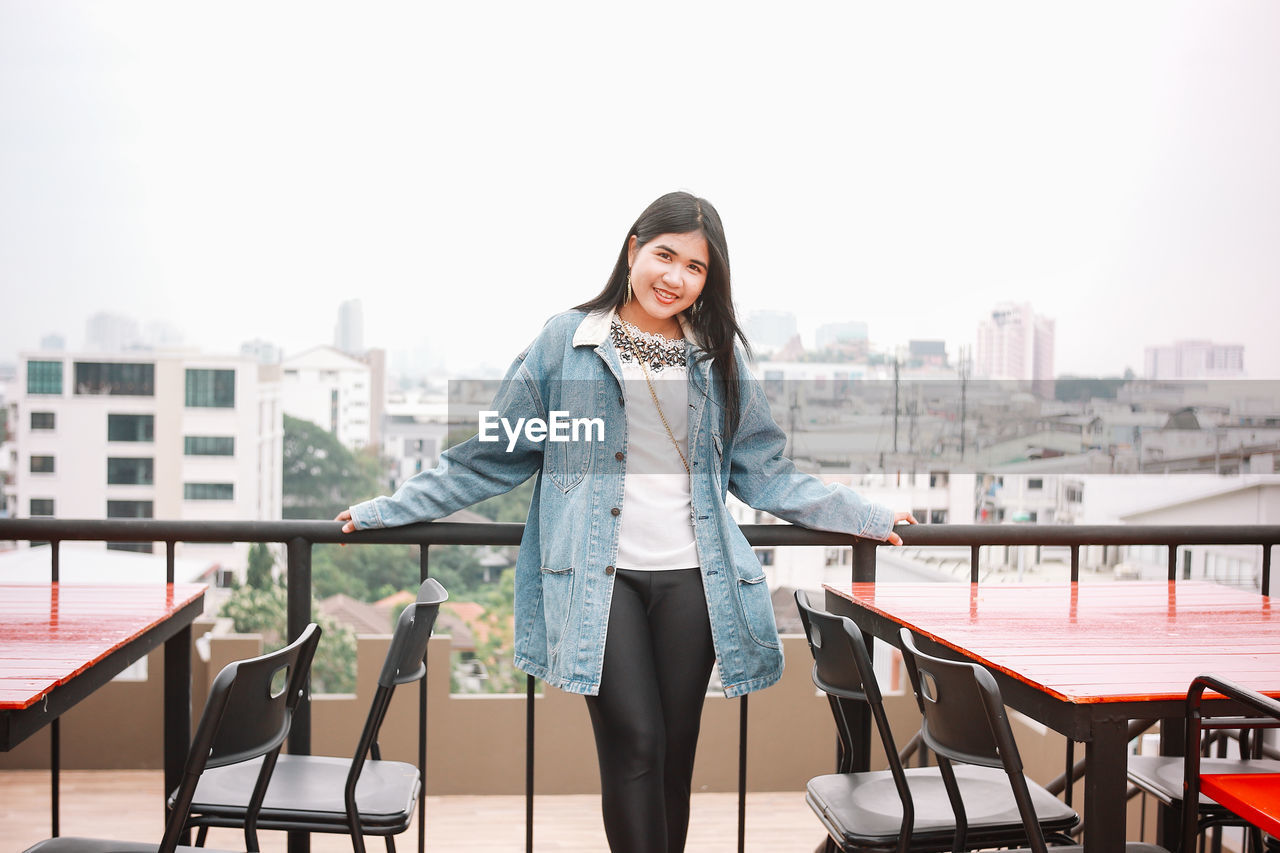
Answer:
795;590;915;853
163;622;322;853
898;627;1049;853
347;577;448;810
377;577;448;688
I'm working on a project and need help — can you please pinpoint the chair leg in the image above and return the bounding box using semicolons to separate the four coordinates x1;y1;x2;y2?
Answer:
385;834;396;853
195;825;210;847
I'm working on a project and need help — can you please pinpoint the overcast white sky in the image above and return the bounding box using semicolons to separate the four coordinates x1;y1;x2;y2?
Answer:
2;1;1278;378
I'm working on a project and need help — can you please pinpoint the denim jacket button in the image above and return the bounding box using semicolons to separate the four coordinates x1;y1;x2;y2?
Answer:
610;507;620;516
615;451;624;461
604;565;615;575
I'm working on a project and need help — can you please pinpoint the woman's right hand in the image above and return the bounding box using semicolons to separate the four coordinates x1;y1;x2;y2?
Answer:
335;509;356;534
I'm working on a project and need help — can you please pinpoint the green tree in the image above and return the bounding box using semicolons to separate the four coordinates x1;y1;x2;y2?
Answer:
283;414;383;519
245;542;275;590
467;568;526;694
217;580;356;694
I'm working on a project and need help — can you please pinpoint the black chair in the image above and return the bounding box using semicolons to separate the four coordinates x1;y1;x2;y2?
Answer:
794;591;1078;853
1181;674;1280;853
1128;676;1280;852
185;578;448;853
22;622;322;853
897;627;1169;853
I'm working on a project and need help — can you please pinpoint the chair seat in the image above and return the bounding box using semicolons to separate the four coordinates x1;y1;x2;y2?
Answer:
188;754;420;830
807;763;1078;849
1200;773;1280;836
24;840;239;853
1128;755;1280;807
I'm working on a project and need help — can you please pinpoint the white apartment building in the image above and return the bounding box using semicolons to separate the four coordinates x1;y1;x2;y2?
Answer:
975;302;1055;387
1144;340;1245;379
280;346;372;450
382;392;450;492
12;350;283;575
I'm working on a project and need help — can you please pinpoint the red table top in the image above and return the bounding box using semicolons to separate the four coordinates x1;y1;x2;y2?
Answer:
827;580;1280;704
0;583;206;711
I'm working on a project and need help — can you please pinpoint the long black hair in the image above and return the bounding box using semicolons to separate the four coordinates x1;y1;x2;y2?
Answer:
576;191;753;440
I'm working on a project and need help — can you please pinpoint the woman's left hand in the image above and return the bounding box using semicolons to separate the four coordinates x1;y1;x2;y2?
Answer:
885;511;918;546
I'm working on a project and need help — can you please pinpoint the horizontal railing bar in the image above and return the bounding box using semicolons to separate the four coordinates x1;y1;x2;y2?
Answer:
2;519;1279;549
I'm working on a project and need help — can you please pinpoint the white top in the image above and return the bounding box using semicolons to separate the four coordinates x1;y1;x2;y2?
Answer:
611;316;700;571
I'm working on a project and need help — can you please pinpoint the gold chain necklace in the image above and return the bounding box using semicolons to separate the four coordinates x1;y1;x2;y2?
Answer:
616;317;690;476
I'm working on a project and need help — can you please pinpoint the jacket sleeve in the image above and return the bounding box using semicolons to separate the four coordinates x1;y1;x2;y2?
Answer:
724;363;894;541
348;355;546;530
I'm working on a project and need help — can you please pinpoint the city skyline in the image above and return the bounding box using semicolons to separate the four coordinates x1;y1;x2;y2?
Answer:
2;3;1278;378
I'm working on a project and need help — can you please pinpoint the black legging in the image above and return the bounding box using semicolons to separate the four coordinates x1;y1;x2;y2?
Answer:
584;567;717;853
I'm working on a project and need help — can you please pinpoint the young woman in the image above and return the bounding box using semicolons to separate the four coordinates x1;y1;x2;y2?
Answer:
337;191;913;853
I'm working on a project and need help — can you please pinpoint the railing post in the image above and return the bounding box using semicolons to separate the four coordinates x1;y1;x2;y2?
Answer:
738;694;748;853
526;676;535;853
852;539;878;583
285;536;312;853
418;544;430;853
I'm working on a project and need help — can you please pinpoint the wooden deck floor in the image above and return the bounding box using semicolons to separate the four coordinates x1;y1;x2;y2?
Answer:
2;770;823;852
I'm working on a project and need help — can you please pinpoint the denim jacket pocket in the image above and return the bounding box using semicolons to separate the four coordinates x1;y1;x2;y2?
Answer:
540;566;576;655
734;566;781;650
544;436;591;492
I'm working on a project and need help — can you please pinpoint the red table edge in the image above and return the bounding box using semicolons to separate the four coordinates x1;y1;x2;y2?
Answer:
0;582;207;711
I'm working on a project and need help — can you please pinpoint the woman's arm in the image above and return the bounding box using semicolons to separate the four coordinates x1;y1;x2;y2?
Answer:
724;367;913;543
340;357;546;532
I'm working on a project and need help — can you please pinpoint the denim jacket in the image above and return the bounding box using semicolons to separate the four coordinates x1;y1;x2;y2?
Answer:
349;308;893;698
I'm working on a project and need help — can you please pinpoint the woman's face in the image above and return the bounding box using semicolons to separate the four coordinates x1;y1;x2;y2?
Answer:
621;231;709;335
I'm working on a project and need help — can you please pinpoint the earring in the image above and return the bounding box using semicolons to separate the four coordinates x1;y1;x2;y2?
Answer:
625;273;633;304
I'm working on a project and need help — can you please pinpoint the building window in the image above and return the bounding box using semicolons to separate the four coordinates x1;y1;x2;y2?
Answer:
929;471;950;488
754;548;775;566
107;457;154;485
108;413;155;442
75;362;155;396
31;412;56;430
30;455;55;474
106;500;154;553
184;436;235;456
27;360;63;395
930;509;949;524
1028;478;1044;490
1065;485;1084;503
185;369;236;408
184;482;234;500
30;498;54;517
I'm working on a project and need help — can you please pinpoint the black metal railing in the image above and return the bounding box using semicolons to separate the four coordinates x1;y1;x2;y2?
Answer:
2;518;1277;853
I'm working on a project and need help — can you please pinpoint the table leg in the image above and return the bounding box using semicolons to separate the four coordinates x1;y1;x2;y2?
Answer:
164;624;191;843
1083;719;1129;853
1156;715;1187;849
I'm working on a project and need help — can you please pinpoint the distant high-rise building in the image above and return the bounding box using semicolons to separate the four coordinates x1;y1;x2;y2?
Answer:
39;334;65;351
908;340;947;367
335;300;365;357
1144;340;1244;379
241;339;283;365
975;302;1055;388
815;321;869;351
85;313;141;353
744;310;797;352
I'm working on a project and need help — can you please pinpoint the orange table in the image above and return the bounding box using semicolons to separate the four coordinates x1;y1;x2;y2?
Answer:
824;580;1280;853
0;583;206;833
